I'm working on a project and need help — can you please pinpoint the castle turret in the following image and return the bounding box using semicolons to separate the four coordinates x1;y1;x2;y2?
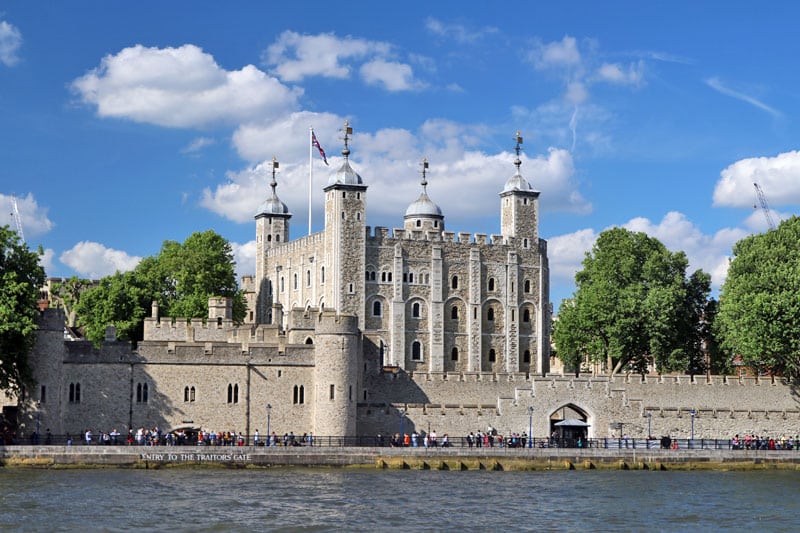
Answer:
313;311;360;437
500;132;539;248
323;121;367;328
404;157;444;235
255;157;291;324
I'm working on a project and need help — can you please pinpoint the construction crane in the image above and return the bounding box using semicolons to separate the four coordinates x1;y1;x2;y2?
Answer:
753;182;776;231
10;195;26;242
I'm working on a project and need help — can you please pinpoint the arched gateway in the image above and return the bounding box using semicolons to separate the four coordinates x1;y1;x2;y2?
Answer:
550;404;591;447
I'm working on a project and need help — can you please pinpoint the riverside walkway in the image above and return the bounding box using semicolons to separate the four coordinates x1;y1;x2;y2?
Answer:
3;445;800;470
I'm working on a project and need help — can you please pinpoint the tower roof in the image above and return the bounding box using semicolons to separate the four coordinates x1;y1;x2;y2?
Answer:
501;131;536;194
327;120;364;186
405;157;442;217
256;157;290;216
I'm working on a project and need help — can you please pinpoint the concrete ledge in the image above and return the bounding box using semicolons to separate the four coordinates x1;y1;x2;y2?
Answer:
3;446;800;470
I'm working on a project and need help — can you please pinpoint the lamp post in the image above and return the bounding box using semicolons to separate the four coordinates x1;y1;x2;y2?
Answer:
528;406;533;448
35;402;41;445
647;412;652;439
266;404;272;446
399;407;406;446
689;409;696;442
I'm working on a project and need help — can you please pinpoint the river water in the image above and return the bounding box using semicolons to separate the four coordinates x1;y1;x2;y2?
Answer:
1;468;798;531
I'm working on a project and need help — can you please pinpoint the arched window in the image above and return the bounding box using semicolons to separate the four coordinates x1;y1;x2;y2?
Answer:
488;278;495;291
321;267;325;283
293;385;299;404
412;302;420;318
293;274;298;290
305;337;314;344
524;279;531;293
451;306;459;319
184;386;190;402
388;272;392;282
452;275;458;289
267;235;272;242
416;219;421;227
136;383;142;403
488;349;496;362
381;272;386;282
370;271;376;281
190;386;195;402
487;308;494;321
523;350;531;363
142;383;148;403
299;385;304;404
523;309;531;322
69;383;74;403
233;384;239;404
523;238;529;248
227;384;233;404
451;347;459;361
307;270;311;286
373;300;382;316
411;341;422;361
409;272;414;283
276;235;280;242
280;277;285;293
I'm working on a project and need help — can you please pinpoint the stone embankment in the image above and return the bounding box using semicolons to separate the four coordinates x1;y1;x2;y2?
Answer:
3;446;800;471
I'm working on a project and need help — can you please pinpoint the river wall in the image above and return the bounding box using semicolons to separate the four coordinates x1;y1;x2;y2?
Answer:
2;445;800;471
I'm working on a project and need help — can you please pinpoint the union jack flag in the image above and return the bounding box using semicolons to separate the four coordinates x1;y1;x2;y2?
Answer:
312;132;328;165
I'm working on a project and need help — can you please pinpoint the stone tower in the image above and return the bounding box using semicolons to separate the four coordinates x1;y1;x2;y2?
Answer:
323;122;367;328
500;132;539;247
313;311;360;437
255;157;291;324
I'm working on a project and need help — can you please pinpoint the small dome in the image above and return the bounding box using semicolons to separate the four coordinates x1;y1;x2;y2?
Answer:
502;170;533;193
256;195;289;215
327;159;363;186
405;191;442;217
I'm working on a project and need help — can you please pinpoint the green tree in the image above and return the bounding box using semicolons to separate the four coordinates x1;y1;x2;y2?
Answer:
554;227;713;376
76;230;245;346
0;226;46;395
716;216;800;378
49;276;92;327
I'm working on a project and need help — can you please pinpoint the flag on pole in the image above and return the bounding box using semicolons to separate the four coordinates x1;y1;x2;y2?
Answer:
312;132;328;165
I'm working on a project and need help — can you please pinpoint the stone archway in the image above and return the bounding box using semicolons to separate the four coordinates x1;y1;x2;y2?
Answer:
549;404;591;447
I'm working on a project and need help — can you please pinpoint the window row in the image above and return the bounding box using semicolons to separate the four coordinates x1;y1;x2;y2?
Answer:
409;344;532;364
278;267;326;292
449;276;533;293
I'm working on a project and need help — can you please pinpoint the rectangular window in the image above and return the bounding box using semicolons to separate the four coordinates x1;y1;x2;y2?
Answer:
330;384;335;400
40;385;46;404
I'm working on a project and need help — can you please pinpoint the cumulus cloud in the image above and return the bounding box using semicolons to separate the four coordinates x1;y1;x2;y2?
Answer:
548;212;749;296
0;20;22;66
264;31;389;82
360;59;425;91
72;44;300;128
713;150;800;209
0;193;55;238
231;239;256;279
205;117;591;227
39;248;56;276
530;36;582;70
60;241;141;279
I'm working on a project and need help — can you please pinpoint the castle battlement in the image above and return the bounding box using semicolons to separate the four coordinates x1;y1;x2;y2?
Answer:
365;226;518;248
265;230;325;257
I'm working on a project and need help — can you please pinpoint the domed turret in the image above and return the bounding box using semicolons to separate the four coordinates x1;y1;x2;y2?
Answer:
256;157;290;216
327;121;363;186
500;131;539;245
404;158;444;233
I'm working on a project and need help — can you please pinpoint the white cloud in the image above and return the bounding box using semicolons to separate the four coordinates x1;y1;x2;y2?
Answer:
530;36;582;70
205;117;591;227
231;239;256;279
548;212;749;296
181;136;215;154
264;31;389;82
0;193;55;238
360;59;425;92
596;61;645;87
713;150;800;208
0;20;22;67
705;77;781;117
59;241;141;279
424;17;498;44
39;248;56;276
72;44;301;128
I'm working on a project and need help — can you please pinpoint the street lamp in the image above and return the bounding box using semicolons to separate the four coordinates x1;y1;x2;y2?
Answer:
35;402;41;445
689;409;697;442
647;412;652;439
266;404;272;446
528;406;534;448
399;407;406;445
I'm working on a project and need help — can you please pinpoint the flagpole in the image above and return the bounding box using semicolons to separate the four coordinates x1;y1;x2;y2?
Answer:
308;126;313;236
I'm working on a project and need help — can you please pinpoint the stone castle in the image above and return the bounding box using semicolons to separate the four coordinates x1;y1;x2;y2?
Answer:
6;126;800;442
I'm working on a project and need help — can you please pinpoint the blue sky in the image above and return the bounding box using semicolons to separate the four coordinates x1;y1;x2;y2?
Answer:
2;2;799;310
